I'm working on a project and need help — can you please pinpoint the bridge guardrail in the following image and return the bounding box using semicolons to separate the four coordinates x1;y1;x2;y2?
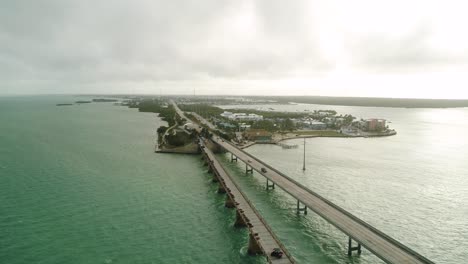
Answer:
185;108;432;264
219;139;434;264
200;140;295;263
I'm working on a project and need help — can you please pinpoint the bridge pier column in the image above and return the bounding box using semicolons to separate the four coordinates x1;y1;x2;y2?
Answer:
231;153;238;162
217;183;226;194
296;200;308;215
234;210;247;228
347;237;362;256
266;179;275;190
212;173;219;182
247;233;263;255
245;164;253;174
225;195;235;208
207;164;213;173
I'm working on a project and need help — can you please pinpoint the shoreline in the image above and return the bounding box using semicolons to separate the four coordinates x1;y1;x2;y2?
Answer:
237;130;397;149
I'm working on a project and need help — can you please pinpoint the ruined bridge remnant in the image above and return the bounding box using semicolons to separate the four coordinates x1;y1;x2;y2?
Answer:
211;136;434;264
200;139;295;264
170;100;434;264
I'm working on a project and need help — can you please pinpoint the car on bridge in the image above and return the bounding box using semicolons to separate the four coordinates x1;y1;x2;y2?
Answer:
261;168;267;173
271;248;283;258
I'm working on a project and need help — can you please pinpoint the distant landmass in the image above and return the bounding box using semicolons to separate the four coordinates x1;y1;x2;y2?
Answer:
265;96;468;108
92;98;119;102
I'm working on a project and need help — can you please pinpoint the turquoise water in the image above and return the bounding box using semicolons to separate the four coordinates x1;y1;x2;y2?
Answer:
1;97;467;264
0;96;262;264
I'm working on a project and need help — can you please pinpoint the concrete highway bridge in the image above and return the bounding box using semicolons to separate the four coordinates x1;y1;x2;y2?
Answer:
210;137;435;264
199;139;295;264
172;101;435;264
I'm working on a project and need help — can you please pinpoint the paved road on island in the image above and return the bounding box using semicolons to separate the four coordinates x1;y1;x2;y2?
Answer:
173;100;434;264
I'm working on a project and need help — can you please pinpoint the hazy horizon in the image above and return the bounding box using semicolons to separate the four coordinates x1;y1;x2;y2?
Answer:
5;93;468;101
2;1;468;99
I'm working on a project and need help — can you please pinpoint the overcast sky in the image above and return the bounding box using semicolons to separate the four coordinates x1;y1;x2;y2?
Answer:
1;0;468;98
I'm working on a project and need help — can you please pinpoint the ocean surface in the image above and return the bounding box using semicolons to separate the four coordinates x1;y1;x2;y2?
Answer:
1;96;467;264
218;103;468;264
0;96;262;264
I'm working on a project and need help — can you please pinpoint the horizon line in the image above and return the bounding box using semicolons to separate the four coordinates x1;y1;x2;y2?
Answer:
2;93;468;100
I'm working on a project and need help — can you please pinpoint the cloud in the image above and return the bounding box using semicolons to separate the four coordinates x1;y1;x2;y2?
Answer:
1;0;468;96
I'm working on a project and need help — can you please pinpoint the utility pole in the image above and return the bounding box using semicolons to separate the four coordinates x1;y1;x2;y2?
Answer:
302;138;306;171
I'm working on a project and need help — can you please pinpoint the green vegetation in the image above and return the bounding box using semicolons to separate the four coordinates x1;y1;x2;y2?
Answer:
132;99;176;126
252;120;278;132
92;99;119;102
166;131;196;147
280;118;295;131
157;126;168;134
179;104;224;118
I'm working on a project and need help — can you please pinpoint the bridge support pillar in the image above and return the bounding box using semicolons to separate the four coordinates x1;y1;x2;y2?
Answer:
245;164;253;174
296;200;308;215
347;237;362;256
231;153;238;162
207;164;213;173
225;195;235;208
247;233;263;255
217;183;226;194
234;210;247;228
266;179;275;190
212;173;219;182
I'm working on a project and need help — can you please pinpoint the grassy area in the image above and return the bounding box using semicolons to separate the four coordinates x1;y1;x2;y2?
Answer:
293;130;345;137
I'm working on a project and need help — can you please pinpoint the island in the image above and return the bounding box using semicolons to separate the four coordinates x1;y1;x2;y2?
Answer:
92;98;119;102
122;97;397;152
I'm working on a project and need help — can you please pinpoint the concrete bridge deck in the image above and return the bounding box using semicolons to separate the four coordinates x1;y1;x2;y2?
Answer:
212;137;434;264
200;139;295;264
171;100;434;264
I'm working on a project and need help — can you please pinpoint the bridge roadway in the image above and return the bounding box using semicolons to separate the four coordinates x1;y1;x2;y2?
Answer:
212;137;434;264
171;100;434;264
199;139;295;264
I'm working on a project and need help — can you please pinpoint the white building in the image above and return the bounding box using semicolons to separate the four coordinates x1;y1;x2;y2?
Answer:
220;111;263;121
220;111;234;118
